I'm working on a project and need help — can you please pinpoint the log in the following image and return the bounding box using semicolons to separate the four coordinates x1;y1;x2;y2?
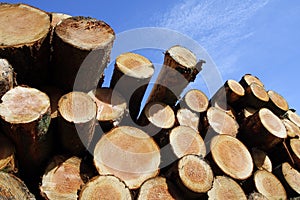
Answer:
52;16;115;91
247;192;268;200
93;126;160;189
282;118;300;138
110;52;154;121
40;156;91;200
0;133;17;173
241;83;269;109
251;148;272;172
290;138;300;170
169;126;206;159
239;108;287;151
253;170;287;200
284;110;300;128
183;89;209;113
88;88;127;132
273;162;300;198
57;91;97;155
239;74;264;89
50;13;71;28
0;59;14;98
176;108;199;131
207;176;247;200
0;86;52;178
137;176;180;200
167;154;214;199
0;3;51;86
147;45;204;106
0;171;35;199
266;90;289;116
79;175;132;200
208;135;253;180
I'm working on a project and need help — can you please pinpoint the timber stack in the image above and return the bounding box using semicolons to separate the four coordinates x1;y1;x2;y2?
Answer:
0;3;299;200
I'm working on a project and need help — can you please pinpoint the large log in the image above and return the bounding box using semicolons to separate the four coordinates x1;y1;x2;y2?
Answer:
147;45;204;106
0;59;14;98
93;126;160;189
79;175;132;200
266;90;289;117
0;86;52;178
241;83;269;109
239;74;264;89
0;171;35;200
52;16;115;91
0;3;51;86
0;133;17;173
57;91;97;155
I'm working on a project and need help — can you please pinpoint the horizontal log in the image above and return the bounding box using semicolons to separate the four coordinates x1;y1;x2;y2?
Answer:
241;83;269;109
239;74;264;89
282;118;300;138
284;110;300;128
266;90;289;117
183;89;209;113
0;133;17;173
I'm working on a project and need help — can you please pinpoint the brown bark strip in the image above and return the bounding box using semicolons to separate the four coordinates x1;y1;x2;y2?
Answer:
0;133;17;173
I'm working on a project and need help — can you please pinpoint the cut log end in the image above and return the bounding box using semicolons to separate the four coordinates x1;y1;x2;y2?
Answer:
167;45;197;69
79;175;132;200
290;139;300;163
169;126;206;158
282;162;300;194
249;83;269;102
227;79;245;97
94;126;160;189
184;89;208;112
268;90;289;113
145;102;175;129
208;176;247;200
0;86;50;124
178;155;214;193
282;119;300;138
251;148;272;172
0;3;50;47
240;74;264;88
176;108;199;131
254;170;287;200
211;135;253;180
285;110;300;128
55;17;115;50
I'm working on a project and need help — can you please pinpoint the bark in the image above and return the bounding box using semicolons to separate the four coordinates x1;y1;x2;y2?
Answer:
266;90;289;117
51;16;115;91
240;83;269;109
0;133;17;173
251;148;272;172
0;3;51;86
0;59;14;98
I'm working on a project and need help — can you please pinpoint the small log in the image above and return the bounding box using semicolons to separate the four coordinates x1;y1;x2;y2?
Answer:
93;126;160;189
290;138;300;170
239;108;287;151
40;156;91;200
0;171;35;199
137;176;180;200
284;110;300;128
176;108;199;131
0;3;51;86
251;148;272;172
169;126;206;159
110;52;154;121
167;155;214;199
88;88;127;132
254;170;287;200
273;162;300;197
79;175;132;200
239;74;264;89
147;45;204;106
52;16;115;91
282;118;300;138
208;135;253;180
0;133;17;173
183;89;209;113
50;13;71;28
208;176;247;200
0;86;52;178
57;91;96;155
241;83;269;109
0;59;14;98
247;192;268;200
266;90;289;116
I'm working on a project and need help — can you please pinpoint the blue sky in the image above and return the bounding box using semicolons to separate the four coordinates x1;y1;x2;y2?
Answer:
5;0;300;111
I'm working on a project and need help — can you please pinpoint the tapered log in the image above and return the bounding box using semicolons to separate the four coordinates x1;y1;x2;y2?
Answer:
147;45;204;106
167;155;214;199
52;16;115;91
40;156;91;200
208;135;253;180
251;148;272;172
176;108;199;131
169;126;206;159
93;126;160;189
0;133;17;173
79;175;132;200
0;3;51;86
88;88;127;132
110;52;154;121
254;170;287;200
0;171;35;199
273;162;300;198
266;90;289;117
282;118;300;138
0;59;14;98
0;86;51;178
57;91;96;155
247;192;268;200
241;83;269;109
239;108;287;151
239;74;264;89
207;176;247;200
183;89;209;113
290;138;300;170
284;110;300;128
137;176;180;200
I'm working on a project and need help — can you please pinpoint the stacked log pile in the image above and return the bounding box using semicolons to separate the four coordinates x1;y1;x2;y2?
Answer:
0;3;299;200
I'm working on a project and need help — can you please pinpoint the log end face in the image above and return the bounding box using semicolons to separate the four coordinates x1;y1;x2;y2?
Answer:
250;83;269;103
184;89;208;112
227;79;245;97
145;102;175;129
282;162;300;194
167;45;197;69
243;74;264;88
268;90;289;113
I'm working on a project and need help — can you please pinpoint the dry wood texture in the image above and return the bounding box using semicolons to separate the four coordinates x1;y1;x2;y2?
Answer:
0;133;17;173
94;126;160;189
183;89;209;113
0;3;51;86
284;110;300;128
0;59;14;98
282;118;300;138
50;13;71;28
52;16;115;91
0;86;52;178
266;90;289;116
57;91;96;155
176;108;199;131
247;192;268;200
239;74;264;89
